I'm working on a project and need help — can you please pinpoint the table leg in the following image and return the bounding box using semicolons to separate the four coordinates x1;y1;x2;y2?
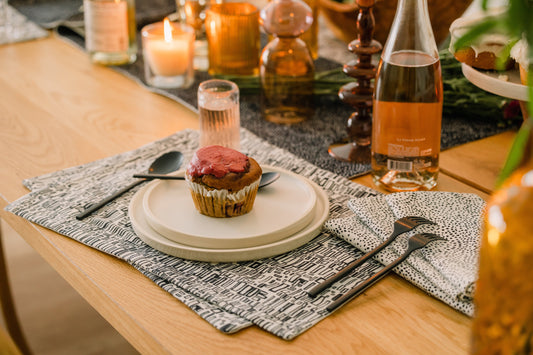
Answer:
0;218;32;354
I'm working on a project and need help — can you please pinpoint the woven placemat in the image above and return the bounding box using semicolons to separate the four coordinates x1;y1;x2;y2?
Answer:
0;4;48;45
6;129;388;340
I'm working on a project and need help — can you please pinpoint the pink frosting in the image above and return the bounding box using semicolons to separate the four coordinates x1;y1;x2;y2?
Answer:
187;145;248;178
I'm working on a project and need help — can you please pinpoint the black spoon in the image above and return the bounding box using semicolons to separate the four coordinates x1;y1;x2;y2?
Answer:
132;171;281;189
76;151;184;220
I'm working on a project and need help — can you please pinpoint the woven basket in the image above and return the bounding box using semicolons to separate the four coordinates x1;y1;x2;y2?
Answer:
319;0;473;46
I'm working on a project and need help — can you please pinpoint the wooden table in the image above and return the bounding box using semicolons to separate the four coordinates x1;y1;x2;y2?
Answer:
0;33;513;354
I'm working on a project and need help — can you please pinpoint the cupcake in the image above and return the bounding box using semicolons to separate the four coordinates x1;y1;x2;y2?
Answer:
185;145;262;218
510;37;529;85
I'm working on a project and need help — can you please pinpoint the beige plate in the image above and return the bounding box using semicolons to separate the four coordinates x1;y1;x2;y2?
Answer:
141;166;317;249
462;63;528;102
129;172;329;262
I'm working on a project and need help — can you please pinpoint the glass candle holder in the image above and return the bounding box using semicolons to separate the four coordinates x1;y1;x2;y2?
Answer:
205;2;260;76
142;18;195;89
175;0;222;71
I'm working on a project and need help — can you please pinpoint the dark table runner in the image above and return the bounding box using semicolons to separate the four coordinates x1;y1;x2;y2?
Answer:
11;0;520;178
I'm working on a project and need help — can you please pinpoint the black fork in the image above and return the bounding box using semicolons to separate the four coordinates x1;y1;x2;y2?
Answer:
326;233;446;312
308;216;436;297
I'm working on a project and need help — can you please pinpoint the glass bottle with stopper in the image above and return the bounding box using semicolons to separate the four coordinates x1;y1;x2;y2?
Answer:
371;0;443;191
83;0;137;65
259;0;314;124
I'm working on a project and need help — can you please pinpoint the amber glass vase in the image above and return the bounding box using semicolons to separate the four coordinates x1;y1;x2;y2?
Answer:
470;120;533;354
259;0;315;124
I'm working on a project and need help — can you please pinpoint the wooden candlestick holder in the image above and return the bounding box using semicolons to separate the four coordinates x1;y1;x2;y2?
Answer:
328;0;382;163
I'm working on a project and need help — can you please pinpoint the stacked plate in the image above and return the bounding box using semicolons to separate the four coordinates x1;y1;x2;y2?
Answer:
461;63;529;102
128;166;329;262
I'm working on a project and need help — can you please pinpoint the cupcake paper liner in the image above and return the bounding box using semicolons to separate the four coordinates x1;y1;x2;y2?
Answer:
186;178;260;218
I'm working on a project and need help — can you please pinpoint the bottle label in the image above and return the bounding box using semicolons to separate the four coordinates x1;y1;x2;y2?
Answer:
84;0;129;52
372;100;442;157
387;159;413;172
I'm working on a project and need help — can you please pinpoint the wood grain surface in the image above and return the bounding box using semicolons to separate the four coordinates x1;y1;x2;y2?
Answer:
0;33;515;354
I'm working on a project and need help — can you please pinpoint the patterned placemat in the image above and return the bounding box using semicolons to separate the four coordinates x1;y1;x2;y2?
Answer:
6;129;386;339
0;4;48;45
9;0;176;29
325;192;485;316
6;129;477;339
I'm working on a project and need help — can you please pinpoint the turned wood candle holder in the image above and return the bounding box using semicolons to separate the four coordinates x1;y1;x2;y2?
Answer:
328;0;382;164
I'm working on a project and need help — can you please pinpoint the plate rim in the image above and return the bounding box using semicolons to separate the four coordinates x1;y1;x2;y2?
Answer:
128;173;330;262
461;63;528;102
141;165;318;249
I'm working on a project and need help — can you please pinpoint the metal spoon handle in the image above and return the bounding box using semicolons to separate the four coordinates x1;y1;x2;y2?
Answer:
132;174;185;180
75;179;145;220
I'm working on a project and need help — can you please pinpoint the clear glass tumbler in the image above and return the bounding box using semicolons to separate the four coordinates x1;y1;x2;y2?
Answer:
197;79;241;150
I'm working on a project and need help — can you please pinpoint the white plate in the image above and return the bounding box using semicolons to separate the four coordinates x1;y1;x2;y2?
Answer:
128;176;329;262
141;166;317;249
462;63;528;101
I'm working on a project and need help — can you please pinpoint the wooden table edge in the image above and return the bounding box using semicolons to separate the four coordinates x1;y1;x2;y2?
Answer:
0;197;171;354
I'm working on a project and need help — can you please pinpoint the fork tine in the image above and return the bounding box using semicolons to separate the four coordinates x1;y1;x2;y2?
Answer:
400;216;436;227
410;232;446;246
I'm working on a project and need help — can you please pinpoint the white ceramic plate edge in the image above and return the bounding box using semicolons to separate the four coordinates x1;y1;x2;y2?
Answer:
462;63;528;102
128;178;330;262
141;165;317;249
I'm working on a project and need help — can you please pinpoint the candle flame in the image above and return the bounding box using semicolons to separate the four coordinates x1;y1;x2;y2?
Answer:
163;17;173;42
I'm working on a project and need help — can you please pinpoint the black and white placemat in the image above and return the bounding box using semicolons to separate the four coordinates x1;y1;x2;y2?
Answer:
0;4;48;45
325;192;485;316
6;129;384;339
6;129;478;339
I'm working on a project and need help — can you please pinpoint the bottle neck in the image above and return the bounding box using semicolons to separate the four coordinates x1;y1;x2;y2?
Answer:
383;0;437;60
266;36;310;56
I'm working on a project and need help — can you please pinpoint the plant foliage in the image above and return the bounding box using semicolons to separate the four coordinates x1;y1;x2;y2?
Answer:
453;0;533;187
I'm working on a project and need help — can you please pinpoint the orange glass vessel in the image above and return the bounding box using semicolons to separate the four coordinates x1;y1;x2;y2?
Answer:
260;0;315;124
205;2;260;76
470;122;533;354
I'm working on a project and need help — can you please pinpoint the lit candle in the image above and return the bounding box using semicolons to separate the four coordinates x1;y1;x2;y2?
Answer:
142;18;195;88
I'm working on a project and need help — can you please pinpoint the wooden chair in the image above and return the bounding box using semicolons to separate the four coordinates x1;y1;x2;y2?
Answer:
0;219;32;355
0;325;23;355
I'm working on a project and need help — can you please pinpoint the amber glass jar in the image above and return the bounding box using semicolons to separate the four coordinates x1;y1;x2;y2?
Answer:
470;120;533;354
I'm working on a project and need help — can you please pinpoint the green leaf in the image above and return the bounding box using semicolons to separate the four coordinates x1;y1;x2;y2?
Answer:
495;38;519;70
453;1;533;187
496;118;533;188
452;18;501;51
529;67;533;116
